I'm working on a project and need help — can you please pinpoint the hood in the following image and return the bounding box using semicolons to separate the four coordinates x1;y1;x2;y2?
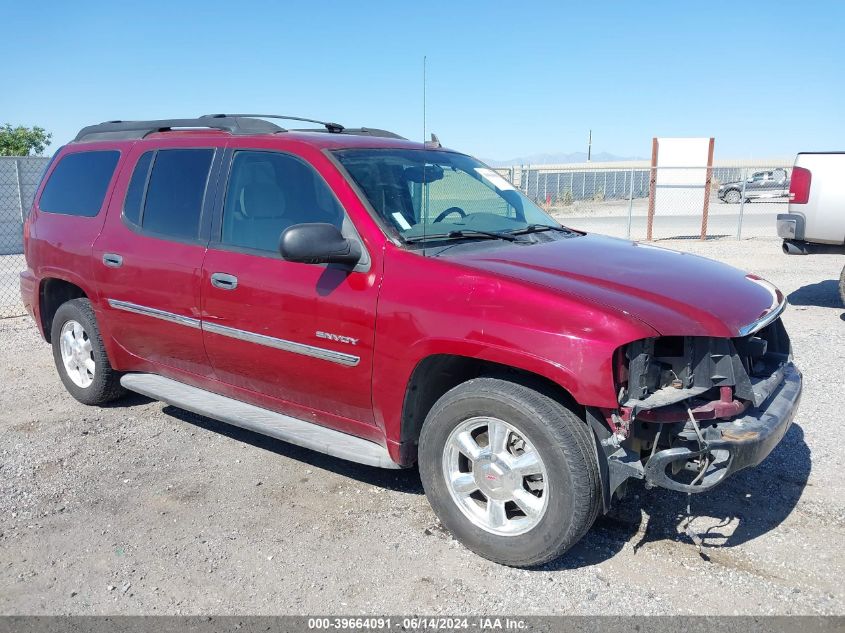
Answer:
445;234;782;337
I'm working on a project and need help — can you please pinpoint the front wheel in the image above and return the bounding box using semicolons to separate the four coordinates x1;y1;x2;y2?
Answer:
51;298;126;405
418;377;600;567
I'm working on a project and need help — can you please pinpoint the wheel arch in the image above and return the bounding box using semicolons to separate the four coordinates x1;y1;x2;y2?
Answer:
397;353;584;465
39;277;90;343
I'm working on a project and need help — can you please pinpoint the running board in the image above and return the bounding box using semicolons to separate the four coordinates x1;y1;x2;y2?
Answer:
120;373;400;469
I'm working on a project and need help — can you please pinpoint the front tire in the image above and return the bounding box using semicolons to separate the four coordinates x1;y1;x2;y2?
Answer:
51;298;126;405
418;377;600;567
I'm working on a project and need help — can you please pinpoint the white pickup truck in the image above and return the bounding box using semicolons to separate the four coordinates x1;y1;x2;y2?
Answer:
777;152;845;304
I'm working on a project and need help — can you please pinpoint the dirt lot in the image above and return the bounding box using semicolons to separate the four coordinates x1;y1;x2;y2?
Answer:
1;237;844;616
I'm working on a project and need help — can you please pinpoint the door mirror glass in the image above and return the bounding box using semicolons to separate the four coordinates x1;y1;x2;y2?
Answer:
279;223;362;266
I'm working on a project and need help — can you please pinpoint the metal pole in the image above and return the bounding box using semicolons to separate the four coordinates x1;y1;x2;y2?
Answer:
626;168;635;240
700;137;715;240
737;168;748;240
15;159;25;223
646;138;658;241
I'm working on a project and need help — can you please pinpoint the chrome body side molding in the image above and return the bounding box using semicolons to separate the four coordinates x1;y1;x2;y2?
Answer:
105;298;360;367
107;299;201;329
203;322;360;367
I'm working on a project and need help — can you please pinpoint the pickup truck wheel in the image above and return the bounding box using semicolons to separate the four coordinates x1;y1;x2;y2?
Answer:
418;377;600;567
840;265;845;307
51;298;125;405
723;189;742;204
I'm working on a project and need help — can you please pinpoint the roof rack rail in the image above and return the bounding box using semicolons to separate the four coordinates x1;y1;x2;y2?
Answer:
73;114;407;143
201;114;407;139
74;117;284;142
202;113;345;133
293;127;407;140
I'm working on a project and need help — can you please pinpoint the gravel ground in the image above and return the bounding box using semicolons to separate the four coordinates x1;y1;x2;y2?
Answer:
1;236;843;616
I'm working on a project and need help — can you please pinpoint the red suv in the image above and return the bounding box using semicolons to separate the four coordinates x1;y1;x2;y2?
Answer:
20;115;802;566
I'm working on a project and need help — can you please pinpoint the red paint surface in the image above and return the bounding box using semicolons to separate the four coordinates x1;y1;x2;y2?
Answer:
21;130;782;465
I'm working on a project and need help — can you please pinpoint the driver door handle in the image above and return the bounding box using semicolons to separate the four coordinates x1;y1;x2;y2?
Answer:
210;272;238;290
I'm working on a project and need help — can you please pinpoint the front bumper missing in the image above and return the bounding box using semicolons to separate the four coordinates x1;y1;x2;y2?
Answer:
643;362;802;493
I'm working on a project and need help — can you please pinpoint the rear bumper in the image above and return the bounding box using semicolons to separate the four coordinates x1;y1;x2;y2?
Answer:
643;362;802;493
19;269;38;322
777;213;805;240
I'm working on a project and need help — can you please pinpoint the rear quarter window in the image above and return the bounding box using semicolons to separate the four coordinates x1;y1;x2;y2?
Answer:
38;150;120;217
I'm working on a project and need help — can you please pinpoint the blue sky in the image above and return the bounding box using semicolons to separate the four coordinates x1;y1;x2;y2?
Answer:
2;1;842;161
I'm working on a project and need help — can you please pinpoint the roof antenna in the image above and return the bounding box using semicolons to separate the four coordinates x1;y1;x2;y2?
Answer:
422;55;427;256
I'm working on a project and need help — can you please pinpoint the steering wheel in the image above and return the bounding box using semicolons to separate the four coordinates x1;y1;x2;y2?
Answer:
433;206;467;223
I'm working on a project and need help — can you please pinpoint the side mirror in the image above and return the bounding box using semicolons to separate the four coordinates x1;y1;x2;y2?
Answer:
279;223;362;266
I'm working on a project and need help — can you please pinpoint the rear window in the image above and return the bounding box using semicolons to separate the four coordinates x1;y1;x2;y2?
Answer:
121;149;214;240
39;150;120;217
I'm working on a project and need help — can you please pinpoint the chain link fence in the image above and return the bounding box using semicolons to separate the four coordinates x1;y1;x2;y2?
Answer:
496;163;792;242
0;156;790;319
1;156;51;318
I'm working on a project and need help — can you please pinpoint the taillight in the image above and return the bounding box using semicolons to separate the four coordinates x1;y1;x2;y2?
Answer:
789;166;811;204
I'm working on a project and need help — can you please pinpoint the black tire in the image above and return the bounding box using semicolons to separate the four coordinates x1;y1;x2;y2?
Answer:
723;189;742;204
839;265;845;308
418;377;600;567
50;298;126;405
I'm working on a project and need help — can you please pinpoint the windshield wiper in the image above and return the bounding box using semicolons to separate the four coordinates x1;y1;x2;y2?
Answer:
507;224;572;236
405;229;518;243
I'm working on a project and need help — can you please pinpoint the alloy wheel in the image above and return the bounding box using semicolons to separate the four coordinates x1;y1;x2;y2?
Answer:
442;416;549;536
59;320;95;388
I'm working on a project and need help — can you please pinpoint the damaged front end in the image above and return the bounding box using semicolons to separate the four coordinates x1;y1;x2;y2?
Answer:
589;314;802;509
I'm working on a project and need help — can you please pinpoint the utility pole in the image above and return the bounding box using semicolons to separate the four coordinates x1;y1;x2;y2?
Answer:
587;129;592;162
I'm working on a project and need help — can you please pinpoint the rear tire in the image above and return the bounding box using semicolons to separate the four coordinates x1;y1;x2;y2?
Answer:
839;265;845;307
51;298;126;405
418;377;600;567
724;189;742;204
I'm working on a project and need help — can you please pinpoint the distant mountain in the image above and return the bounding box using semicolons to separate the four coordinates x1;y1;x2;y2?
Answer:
482;151;643;166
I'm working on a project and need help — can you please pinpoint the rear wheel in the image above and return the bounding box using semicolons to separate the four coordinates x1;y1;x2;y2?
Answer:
724;189;742;204
839;264;845;307
51;298;125;405
418;377;600;567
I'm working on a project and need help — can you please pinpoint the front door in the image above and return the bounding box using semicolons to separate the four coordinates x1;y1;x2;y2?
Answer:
200;149;380;434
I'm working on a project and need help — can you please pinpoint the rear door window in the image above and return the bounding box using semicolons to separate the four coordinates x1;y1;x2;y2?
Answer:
122;151;154;225
39;150;120;217
140;149;214;240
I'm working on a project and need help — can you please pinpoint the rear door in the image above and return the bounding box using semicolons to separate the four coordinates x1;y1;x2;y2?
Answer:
200;147;380;435
93;141;223;377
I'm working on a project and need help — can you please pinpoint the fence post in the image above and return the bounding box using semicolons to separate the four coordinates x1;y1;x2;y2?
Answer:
737;168;748;240
646;138;658;241
699;137;715;240
543;172;548;205
626;168;635;240
14;158;25;223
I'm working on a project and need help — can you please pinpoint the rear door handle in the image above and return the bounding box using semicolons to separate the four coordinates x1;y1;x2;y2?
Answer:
210;272;238;290
102;253;123;268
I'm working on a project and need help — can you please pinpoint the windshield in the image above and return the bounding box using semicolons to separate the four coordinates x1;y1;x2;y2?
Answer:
333;149;560;243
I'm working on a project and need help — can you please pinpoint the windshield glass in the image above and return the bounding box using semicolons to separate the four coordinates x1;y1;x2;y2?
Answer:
333;149;559;242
